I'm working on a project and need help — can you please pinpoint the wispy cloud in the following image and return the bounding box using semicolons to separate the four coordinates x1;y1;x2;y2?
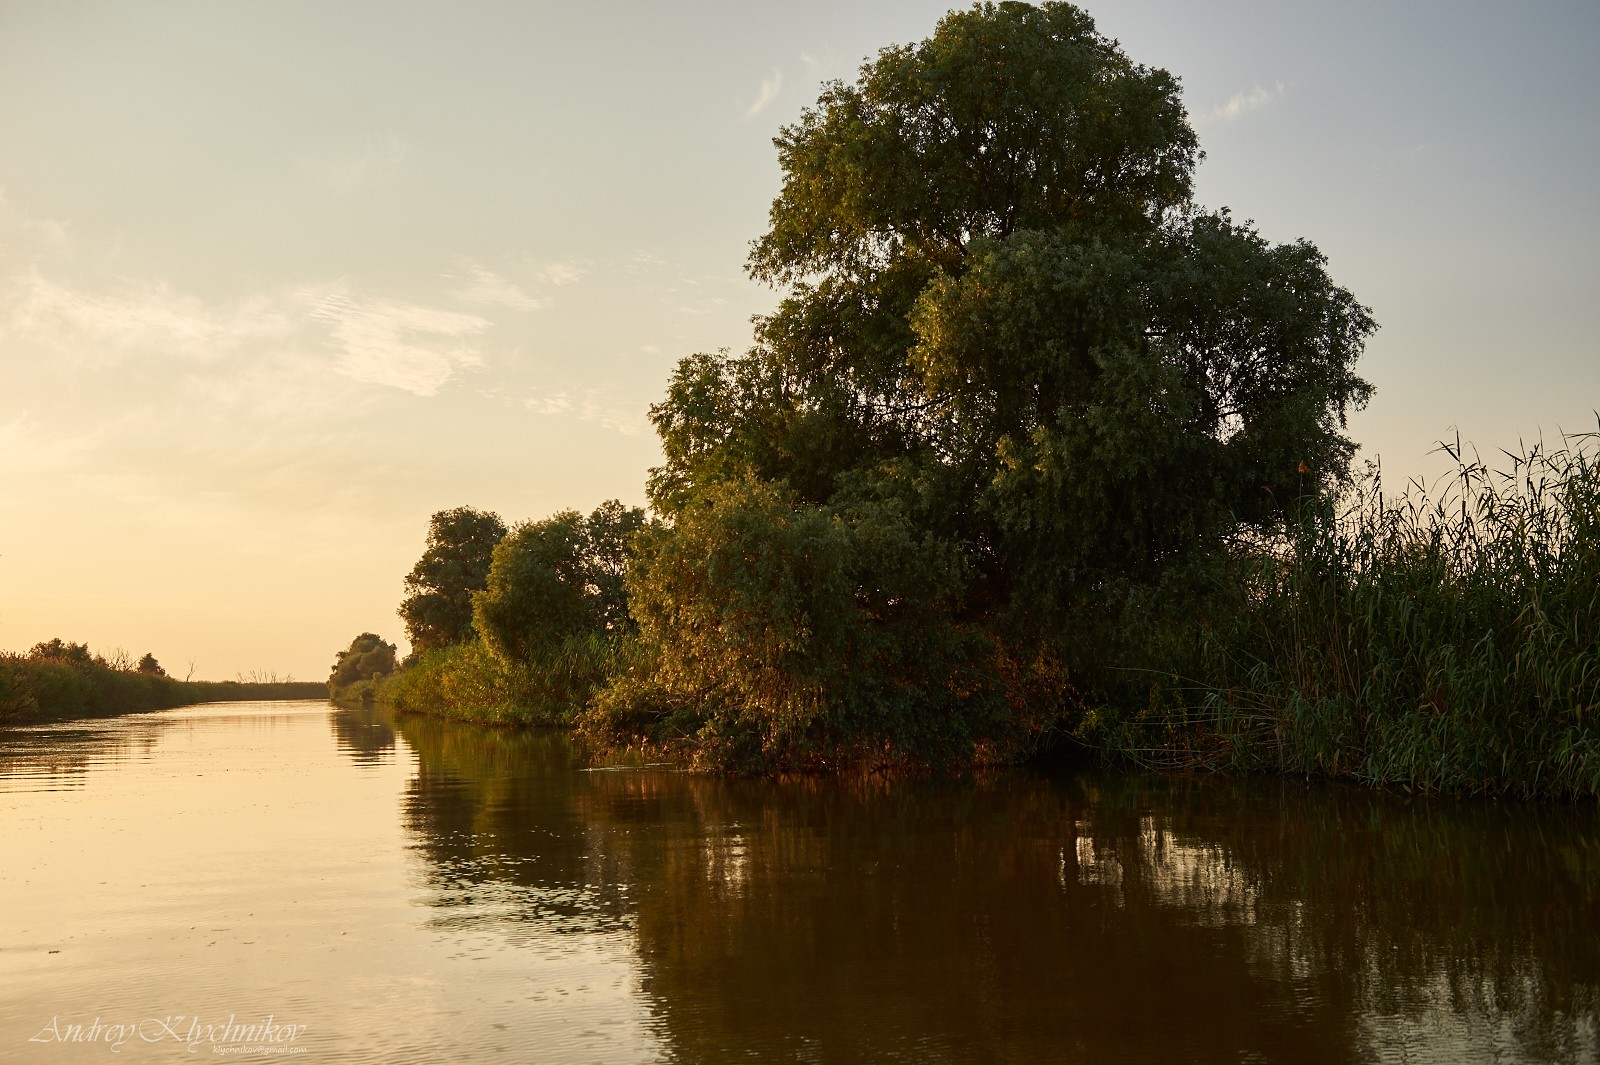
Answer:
2;269;294;364
0;186;74;259
531;260;584;287
316;131;409;191
578;393;643;435
305;287;489;396
524;390;572;415
1;265;490;399
446;260;546;311
797;49;848;87
742;68;783;119
1210;81;1287;123
678;295;728;316
524;388;642;435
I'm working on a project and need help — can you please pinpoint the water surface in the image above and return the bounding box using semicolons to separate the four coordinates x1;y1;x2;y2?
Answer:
2;701;1596;1062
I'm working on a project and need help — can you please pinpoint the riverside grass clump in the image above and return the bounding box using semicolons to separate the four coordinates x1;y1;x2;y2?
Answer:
1100;429;1600;800
378;633;624;728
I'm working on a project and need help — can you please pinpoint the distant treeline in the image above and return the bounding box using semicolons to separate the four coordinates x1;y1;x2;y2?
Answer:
0;642;325;726
348;6;1597;799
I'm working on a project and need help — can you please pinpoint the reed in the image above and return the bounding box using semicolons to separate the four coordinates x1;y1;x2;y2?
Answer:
1105;425;1600;799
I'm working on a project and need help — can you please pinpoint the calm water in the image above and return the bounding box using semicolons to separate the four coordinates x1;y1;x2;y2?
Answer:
2;701;1596;1063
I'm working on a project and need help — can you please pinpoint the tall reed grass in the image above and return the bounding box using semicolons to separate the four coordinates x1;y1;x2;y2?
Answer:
1106;426;1600;799
0;655;326;725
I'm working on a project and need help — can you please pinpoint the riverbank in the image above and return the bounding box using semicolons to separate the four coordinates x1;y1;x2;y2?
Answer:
0;654;326;726
370;433;1599;801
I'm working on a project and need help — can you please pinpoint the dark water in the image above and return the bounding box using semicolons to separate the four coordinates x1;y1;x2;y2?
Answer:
2;701;1597;1063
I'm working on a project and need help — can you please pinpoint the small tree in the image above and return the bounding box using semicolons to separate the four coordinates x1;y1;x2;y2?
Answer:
399;507;507;655
329;633;399;691
473;501;646;665
136;653;167;677
29;639;94;667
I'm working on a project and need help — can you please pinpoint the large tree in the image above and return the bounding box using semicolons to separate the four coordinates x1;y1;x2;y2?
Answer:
399;506;507;655
603;1;1375;768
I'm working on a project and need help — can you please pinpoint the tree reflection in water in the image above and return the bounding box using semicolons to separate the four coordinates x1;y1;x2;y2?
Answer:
386;710;1599;1065
329;705;396;766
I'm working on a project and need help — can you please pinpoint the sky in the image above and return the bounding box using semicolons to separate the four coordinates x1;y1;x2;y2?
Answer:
2;0;1596;681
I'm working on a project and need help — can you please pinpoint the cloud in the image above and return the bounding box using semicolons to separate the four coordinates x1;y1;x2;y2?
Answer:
305;287;489;396
578;392;643;435
446;261;546;311
0;187;74;259
524;388;642;436
1210;81;1287;123
532;260;584;287
742;68;783;119
2;269;294;365
316;131;408;191
524;390;572;415
1;266;489;398
678;296;728;316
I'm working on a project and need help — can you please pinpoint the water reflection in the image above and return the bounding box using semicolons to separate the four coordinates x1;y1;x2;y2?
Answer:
395;713;633;940
388;712;1599;1064
0;720;164;792
328;705;396;766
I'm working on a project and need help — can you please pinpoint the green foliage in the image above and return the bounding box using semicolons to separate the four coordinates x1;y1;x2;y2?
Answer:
328;632;399;695
748;0;1197;285
380;635;622;728
1093;429;1600;799
399;506;507;655
1;647;325;726
473;501;645;665
136;652;166;677
604;1;1373;771
377;502;647;727
588;478;1036;769
29;638;96;668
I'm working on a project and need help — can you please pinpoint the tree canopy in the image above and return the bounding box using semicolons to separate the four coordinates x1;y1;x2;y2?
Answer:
399;506;508;655
598;1;1375;770
329;633;398;689
474;501;646;665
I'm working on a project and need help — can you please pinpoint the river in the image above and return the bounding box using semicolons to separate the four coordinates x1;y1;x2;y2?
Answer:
2;700;1596;1063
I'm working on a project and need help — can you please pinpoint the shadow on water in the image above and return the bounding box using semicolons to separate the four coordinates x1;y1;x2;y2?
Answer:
380;709;1600;1064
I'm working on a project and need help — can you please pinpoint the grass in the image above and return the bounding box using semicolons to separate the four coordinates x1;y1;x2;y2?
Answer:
1099;426;1600;799
378;633;625;728
0;655;327;726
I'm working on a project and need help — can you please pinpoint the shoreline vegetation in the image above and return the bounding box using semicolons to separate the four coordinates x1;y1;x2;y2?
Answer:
365;433;1599;800
1;642;325;726
343;2;1591;801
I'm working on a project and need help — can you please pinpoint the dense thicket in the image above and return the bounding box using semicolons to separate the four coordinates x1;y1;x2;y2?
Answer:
381;502;647;724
